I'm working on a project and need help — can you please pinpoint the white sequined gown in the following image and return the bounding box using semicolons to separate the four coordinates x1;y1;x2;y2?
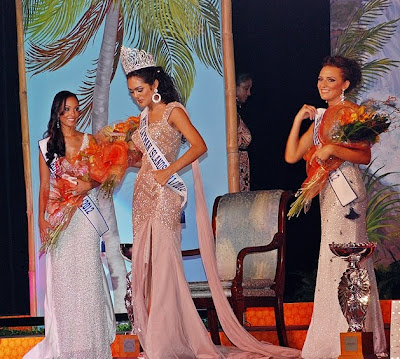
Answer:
301;111;386;359
24;133;116;359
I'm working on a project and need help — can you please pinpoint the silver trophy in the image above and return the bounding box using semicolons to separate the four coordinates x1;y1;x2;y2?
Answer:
329;242;376;332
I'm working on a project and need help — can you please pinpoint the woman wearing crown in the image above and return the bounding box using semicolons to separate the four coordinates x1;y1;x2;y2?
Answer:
120;46;301;359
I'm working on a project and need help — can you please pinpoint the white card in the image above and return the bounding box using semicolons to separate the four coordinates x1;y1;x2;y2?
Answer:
328;168;357;206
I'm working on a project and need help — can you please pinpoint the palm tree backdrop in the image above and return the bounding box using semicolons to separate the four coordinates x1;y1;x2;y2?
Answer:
332;0;399;100
23;0;223;313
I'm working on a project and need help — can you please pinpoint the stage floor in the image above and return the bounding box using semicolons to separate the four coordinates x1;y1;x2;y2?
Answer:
0;300;392;358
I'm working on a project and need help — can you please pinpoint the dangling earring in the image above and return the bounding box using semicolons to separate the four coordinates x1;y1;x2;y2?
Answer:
57;118;60;129
152;88;161;104
340;89;345;104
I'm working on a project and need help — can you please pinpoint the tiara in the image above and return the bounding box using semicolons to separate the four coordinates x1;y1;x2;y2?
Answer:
120;46;156;74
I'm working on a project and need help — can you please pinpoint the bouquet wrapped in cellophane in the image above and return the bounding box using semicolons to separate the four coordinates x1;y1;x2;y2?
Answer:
78;116;142;198
41;116;142;253
288;97;398;219
41;159;90;253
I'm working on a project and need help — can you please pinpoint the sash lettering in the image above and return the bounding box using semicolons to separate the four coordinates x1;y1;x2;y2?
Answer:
313;110;358;207
39;137;109;236
139;107;187;207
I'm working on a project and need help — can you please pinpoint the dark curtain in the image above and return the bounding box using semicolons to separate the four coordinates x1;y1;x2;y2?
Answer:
232;0;331;301
0;0;30;315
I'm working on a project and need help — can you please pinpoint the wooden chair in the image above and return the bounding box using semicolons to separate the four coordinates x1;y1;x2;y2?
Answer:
184;189;292;347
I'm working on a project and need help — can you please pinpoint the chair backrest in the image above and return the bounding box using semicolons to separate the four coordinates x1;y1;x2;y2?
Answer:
214;190;284;282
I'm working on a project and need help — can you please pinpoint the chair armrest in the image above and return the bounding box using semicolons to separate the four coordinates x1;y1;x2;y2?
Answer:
232;190;292;295
233;233;284;288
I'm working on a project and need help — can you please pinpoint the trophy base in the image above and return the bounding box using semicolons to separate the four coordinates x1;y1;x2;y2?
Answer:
338;332;377;359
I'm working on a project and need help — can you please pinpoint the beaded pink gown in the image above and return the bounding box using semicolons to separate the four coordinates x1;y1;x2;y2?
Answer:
130;102;302;359
130;103;220;358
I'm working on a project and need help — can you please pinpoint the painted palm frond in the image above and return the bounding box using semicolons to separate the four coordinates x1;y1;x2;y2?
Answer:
154;0;202;41
25;0;222;121
133;28;196;105
123;0;222;104
24;0;93;43
337;19;399;61
361;58;399;91
124;0;201;42
363;162;400;249
333;0;399;98
125;1;202;104
159;37;196;105
189;0;222;75
23;0;42;30
77;65;96;130
26;1;111;75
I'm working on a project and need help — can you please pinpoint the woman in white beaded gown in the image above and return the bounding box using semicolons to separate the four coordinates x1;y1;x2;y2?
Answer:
24;91;115;359
285;56;386;358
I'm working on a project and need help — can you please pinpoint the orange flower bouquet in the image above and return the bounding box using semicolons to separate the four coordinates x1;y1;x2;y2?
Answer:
288;98;398;219
41;160;89;253
79;116;141;197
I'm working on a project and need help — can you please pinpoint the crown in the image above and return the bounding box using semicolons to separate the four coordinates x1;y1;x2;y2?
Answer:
120;46;156;74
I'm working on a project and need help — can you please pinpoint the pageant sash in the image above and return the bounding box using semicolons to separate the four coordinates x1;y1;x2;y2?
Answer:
313;109;357;207
38;138;109;236
78;195;109;236
139;107;187;207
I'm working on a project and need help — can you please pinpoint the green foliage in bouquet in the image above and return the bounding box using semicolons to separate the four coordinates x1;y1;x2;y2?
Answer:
336;113;390;144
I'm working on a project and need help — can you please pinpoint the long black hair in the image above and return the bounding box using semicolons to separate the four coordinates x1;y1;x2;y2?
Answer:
126;66;181;104
43;91;78;167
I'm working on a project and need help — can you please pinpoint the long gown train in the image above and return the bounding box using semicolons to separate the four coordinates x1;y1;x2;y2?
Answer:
130;102;301;359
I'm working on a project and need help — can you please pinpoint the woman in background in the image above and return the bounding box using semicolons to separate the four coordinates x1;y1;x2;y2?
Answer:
236;73;253;191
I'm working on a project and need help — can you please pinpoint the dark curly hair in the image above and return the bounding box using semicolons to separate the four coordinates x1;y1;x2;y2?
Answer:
43;91;78;167
321;56;362;93
126;66;181;104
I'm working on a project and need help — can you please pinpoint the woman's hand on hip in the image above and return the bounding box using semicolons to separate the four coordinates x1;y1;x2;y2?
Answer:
153;168;172;186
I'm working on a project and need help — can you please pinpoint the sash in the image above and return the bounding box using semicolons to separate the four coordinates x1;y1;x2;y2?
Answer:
139;107;187;207
38;137;109;236
313;109;357;207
